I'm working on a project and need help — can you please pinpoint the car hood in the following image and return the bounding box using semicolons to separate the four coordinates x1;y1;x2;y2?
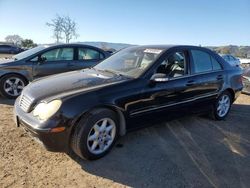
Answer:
21;69;129;102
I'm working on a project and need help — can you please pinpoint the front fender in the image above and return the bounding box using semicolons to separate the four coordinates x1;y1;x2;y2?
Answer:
0;68;32;81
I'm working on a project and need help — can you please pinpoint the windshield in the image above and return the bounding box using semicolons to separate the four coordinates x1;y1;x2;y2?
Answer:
13;45;47;60
95;46;164;78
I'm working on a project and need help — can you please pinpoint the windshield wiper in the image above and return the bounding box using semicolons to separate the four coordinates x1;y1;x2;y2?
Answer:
90;67;124;77
102;69;124;77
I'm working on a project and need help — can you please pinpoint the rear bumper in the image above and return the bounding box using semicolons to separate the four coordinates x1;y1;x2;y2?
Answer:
233;86;243;101
14;98;70;152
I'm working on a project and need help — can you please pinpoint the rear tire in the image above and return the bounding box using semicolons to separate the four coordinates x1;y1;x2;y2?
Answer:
71;108;119;160
212;91;232;120
0;74;27;99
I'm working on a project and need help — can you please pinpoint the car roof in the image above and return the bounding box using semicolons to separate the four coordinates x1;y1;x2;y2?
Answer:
40;43;106;50
127;45;213;52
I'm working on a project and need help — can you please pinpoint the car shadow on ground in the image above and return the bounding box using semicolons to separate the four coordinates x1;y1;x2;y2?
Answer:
69;104;250;188
0;97;15;106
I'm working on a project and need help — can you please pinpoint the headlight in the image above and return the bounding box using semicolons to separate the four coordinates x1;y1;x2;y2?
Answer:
33;100;62;121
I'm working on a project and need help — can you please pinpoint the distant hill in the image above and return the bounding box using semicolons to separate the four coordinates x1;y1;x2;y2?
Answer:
81;42;250;58
40;41;250;58
78;41;133;51
207;45;250;58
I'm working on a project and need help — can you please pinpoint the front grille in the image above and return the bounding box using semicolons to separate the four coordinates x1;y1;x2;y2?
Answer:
19;94;33;112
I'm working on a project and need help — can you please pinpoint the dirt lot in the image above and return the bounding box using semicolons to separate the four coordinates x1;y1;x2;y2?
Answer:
0;94;250;188
0;54;13;59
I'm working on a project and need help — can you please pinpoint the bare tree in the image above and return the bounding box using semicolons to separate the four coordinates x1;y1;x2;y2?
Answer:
46;15;79;43
61;16;78;43
5;35;23;46
46;15;64;43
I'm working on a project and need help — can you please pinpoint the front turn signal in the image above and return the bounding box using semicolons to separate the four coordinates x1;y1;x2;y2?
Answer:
50;127;66;133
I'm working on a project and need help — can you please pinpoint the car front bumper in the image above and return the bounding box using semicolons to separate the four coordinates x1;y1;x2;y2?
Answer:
14;98;71;152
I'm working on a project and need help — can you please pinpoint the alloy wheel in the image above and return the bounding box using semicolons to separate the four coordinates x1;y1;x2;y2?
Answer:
87;118;116;155
217;94;230;117
3;77;25;97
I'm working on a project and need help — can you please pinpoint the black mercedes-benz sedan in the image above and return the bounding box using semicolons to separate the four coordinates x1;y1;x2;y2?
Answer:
14;45;243;160
0;43;110;98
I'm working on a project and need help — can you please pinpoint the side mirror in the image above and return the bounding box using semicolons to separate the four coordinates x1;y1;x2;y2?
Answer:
38;56;47;64
150;73;169;83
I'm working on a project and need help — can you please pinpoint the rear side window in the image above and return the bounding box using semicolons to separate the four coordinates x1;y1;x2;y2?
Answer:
191;50;222;73
211;56;222;70
78;48;104;60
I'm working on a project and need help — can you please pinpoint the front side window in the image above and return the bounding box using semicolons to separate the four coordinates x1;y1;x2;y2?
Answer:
156;52;186;78
78;48;103;60
41;48;74;61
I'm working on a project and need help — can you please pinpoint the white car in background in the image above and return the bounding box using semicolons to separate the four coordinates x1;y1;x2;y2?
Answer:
220;54;241;66
239;58;250;68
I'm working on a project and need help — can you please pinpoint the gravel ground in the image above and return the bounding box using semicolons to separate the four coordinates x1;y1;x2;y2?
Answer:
0;94;250;188
0;53;13;59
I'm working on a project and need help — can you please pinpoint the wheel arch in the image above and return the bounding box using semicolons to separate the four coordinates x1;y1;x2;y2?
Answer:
70;104;127;140
0;72;29;84
224;88;235;102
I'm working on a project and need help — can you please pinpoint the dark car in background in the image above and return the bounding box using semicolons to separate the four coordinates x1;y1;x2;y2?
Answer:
0;43;110;98
220;54;241;67
14;45;243;160
0;44;23;54
242;67;250;94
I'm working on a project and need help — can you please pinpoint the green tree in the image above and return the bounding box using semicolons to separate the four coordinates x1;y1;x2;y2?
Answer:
21;39;37;48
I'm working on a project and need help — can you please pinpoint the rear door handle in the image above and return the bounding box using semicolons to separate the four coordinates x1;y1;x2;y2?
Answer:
217;75;223;80
186;80;196;86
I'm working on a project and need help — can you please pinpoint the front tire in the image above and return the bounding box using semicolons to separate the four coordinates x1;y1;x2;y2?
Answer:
213;91;232;120
0;74;27;99
71;108;119;160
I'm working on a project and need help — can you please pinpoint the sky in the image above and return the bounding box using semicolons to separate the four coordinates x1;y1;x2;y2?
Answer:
0;0;249;46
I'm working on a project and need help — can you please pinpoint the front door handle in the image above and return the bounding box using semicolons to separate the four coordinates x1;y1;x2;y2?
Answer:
186;80;196;86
